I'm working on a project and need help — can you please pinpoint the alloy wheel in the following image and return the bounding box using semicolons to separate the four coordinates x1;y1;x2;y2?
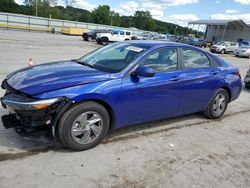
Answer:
212;93;226;116
71;111;103;145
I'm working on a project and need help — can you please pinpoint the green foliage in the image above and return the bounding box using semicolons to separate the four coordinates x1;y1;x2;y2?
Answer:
0;0;18;12
0;1;194;35
92;5;111;25
133;11;155;30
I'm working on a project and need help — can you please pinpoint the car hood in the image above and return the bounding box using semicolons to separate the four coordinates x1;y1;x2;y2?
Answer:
6;61;111;95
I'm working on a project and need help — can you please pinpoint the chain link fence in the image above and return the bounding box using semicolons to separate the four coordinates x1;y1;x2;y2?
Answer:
0;12;148;35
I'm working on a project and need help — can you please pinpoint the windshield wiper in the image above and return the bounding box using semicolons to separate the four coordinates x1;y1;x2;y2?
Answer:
72;59;94;68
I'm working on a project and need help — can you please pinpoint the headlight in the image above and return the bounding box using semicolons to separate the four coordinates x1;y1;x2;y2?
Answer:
28;98;61;110
1;94;62;111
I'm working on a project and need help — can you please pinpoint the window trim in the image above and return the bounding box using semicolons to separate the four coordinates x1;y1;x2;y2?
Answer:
138;47;180;74
125;47;181;77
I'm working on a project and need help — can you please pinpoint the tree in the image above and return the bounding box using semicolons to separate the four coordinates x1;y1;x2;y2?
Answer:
24;0;33;6
48;0;57;6
110;11;121;26
63;0;75;7
0;0;18;13
92;5;111;25
134;11;155;30
0;1;194;34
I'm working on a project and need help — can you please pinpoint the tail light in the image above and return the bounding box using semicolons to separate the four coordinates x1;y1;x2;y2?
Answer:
236;71;241;79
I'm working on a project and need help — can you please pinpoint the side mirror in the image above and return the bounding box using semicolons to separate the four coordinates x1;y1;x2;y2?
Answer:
132;66;156;77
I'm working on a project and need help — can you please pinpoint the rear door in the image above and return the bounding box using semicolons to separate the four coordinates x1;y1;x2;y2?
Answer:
179;48;220;114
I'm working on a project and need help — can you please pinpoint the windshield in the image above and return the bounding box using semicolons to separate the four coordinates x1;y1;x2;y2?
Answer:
216;42;226;46
78;43;150;73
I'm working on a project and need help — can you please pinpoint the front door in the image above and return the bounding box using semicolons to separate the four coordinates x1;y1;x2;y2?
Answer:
118;47;183;127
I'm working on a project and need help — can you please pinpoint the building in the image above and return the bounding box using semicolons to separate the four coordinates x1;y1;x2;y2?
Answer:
188;20;250;42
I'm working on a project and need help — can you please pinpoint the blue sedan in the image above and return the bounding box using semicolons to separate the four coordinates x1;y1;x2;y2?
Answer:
1;41;242;150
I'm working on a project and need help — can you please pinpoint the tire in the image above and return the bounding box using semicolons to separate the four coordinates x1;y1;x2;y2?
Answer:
221;49;226;54
96;39;101;45
246;83;250;89
87;36;93;42
101;38;109;45
204;88;229;119
82;35;88;41
58;101;110;151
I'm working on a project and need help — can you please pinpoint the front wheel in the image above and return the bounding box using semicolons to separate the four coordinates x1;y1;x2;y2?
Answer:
87;36;93;42
101;38;109;45
58;101;110;151
221;49;226;54
204;88;229;119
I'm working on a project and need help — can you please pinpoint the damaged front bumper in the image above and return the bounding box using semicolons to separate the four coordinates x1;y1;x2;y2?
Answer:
1;93;71;131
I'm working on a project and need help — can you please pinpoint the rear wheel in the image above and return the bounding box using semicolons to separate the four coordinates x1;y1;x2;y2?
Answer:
246;83;250;89
58;101;110;151
204;88;229;119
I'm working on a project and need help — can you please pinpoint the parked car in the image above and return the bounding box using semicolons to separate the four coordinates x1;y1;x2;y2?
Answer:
210;41;238;54
188;38;207;48
234;46;250;58
82;29;110;42
156;35;173;42
240;40;250;46
136;32;155;40
96;29;131;45
244;69;250;89
206;41;215;48
179;38;207;48
1;41;242;151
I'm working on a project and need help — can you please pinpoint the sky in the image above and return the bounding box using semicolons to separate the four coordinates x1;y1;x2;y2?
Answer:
14;0;250;27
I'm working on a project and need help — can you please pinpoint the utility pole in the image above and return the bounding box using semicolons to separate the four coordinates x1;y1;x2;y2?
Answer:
110;13;113;26
35;0;38;17
174;25;177;35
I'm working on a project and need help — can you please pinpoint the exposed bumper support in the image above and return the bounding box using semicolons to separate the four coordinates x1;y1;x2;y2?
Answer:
1;94;72;131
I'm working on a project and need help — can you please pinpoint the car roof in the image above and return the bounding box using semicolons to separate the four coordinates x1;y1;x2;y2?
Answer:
124;40;199;48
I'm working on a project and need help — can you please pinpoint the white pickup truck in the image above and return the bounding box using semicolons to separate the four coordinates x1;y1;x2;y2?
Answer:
96;29;132;45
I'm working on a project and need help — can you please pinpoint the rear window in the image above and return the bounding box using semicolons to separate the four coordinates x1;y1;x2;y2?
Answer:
183;49;210;69
241;41;250;46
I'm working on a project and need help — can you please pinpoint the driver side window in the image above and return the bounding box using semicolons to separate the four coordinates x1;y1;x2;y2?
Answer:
140;48;178;73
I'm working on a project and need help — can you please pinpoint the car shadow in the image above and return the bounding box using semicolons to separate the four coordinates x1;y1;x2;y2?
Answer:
0;112;209;160
104;113;208;144
242;86;250;93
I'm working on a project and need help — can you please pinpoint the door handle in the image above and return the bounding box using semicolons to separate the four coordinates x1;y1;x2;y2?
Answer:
170;76;181;81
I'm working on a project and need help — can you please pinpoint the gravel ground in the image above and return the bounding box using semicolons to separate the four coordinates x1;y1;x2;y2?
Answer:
0;30;250;188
